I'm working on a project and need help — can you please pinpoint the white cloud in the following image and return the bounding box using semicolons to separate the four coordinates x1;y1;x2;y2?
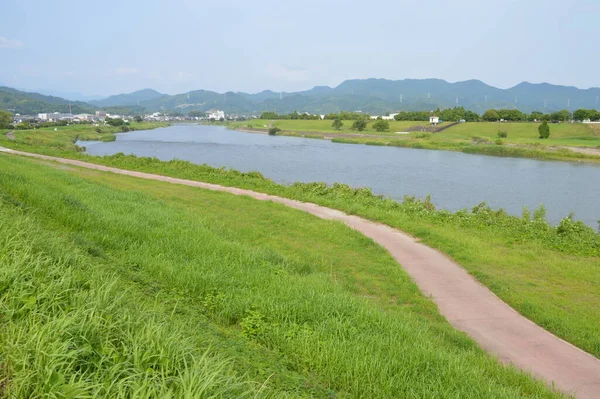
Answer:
115;67;141;75
266;64;308;82
0;37;24;49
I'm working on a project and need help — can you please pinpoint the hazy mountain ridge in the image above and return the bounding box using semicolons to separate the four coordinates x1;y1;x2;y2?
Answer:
2;79;600;115
0;86;95;114
90;89;163;107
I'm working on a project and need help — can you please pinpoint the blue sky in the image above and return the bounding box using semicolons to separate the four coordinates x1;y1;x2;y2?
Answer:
1;0;599;97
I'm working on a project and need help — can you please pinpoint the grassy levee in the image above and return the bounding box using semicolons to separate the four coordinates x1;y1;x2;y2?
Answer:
0;154;565;398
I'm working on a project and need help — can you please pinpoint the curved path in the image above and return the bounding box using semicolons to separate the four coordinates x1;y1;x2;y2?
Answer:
2;147;600;398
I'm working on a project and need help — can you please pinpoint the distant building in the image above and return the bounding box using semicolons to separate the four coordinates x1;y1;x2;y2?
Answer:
96;110;107;118
207;109;225;120
430;115;440;126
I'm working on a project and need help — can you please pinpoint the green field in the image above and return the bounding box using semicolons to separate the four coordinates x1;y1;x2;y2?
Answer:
230;119;448;135
0;154;567;398
440;122;599;146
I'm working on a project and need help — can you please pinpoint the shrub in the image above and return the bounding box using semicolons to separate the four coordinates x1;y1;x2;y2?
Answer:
538;121;550;139
268;127;281;136
495;139;504;145
121;126;130;133
372;120;390;132
332;118;343;131
95;128;102;134
351;119;368;131
497;130;507;138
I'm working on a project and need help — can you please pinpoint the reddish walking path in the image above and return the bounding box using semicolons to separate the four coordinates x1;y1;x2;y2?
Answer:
2;147;600;398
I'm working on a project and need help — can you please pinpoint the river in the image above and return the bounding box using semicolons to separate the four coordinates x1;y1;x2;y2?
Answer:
81;124;600;227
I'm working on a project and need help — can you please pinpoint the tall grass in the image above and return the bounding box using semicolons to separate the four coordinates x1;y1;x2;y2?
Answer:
0;207;256;398
2;146;597;360
0;154;564;398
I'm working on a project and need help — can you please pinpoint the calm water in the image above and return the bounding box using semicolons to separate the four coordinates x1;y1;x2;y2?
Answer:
82;124;600;226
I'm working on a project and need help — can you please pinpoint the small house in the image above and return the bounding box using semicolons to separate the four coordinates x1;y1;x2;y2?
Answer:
429;115;439;126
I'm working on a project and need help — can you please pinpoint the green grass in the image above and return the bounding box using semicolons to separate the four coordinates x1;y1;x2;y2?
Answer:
6;122;168;152
229;119;446;135
440;122;600;147
3;145;597;360
0;154;565;398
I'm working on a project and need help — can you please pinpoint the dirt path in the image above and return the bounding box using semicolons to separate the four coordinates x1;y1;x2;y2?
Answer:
1;146;599;398
556;146;600;157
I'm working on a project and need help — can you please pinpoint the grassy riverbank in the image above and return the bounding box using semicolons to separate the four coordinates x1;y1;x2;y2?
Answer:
2;124;600;363
3;122;169;152
0;154;565;398
228;120;600;163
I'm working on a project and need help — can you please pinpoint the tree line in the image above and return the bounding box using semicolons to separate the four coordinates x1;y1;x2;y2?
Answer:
258;107;600;123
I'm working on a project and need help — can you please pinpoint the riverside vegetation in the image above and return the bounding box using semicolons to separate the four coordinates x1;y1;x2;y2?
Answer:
1;124;599;396
228;119;600;163
0;154;567;398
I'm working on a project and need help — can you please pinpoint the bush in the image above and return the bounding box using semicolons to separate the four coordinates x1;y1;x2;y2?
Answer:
121;126;130;132
351;119;368;132
95;128;102;134
497;130;507;138
538;121;550;139
495;139;504;145
268;127;281;136
372;120;390;132
332;118;343;131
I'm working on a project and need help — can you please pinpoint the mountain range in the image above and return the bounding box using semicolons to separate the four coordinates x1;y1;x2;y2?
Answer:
2;79;600;116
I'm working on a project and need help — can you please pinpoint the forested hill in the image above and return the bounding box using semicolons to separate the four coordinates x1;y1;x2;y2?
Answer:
3;79;600;115
94;79;600;115
0;87;95;114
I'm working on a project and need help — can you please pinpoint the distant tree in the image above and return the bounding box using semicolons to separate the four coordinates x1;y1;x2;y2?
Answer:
260;111;279;119
589;109;600;121
482;109;500;122
538;121;550;139
372;119;389;132
134;115;143;123
332;118;343;130
268;127;281;135
550;110;570;122
106;117;125;126
188;110;206;117
573;109;591;121
0;109;13;129
351;118;368;131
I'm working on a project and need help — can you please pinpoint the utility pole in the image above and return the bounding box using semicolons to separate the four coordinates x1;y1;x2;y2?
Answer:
400;94;403;103
456;96;459;105
544;99;547;108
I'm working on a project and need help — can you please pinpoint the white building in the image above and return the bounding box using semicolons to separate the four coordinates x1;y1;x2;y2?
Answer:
430;115;440;126
207;109;225;120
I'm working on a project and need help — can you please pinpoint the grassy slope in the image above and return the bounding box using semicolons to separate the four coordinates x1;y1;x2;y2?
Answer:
1;125;599;355
0;154;564;398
